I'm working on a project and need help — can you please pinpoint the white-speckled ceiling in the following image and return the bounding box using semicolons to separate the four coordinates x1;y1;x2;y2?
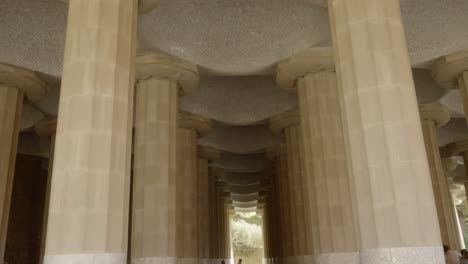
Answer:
4;0;468;196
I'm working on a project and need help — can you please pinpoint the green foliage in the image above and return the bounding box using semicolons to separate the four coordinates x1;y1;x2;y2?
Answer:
231;214;263;257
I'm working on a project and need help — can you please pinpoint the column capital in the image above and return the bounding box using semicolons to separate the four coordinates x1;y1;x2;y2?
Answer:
198;146;220;161
440;140;468;157
419;104;451;128
178;111;212;136
136;53;199;95
0;63;48;102
442;158;459;172
34;117;57;138
276;47;335;92
432;48;468;89
269;111;299;135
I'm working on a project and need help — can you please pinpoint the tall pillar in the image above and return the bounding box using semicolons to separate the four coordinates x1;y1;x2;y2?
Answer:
34;118;58;264
131;53;199;263
270;113;308;264
198;147;220;264
419;104;462;256
177;112;212;264
0;64;48;261
208;168;222;264
43;0;137;262
328;0;444;261
432;48;468;125
277;48;359;262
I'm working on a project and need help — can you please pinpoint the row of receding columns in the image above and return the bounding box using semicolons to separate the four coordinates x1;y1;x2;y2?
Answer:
0;0;460;263
261;0;450;262
0;1;231;263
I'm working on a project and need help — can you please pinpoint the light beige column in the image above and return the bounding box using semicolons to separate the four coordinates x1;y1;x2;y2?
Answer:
0;64;48;262
208;168;220;264
419;104;463;256
270;113;308;264
43;0;137;262
432;49;468;125
131;53;199;264
328;0;444;261
276;144;293;264
198;147;220;264
35;118;58;264
277;48;359;262
177;113;212;264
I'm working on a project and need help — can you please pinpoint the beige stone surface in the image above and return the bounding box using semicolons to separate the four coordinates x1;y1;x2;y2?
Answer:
132;78;178;259
299;71;359;254
420;104;461;250
328;0;442;255
0;62;48;261
277;48;358;257
176;113;212;261
0;86;23;261
269;112;308;260
44;0;137;260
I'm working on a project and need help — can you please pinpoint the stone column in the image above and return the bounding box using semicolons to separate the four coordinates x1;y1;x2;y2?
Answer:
34;118;58;264
43;0;137;262
277;47;359;262
0;64;48;261
328;0;444;261
198;147;220;264
432;48;468;125
270;114;308;264
420;104;462;256
131;53;199;263
177;112;212;264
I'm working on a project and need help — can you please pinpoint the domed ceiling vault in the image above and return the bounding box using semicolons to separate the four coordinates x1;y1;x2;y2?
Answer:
3;0;468;205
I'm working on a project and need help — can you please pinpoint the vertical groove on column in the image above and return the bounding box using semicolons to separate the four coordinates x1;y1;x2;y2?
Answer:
177;128;198;262
0;87;23;261
44;0;137;261
298;72;358;257
329;0;443;259
421;118;461;250
132;79;178;260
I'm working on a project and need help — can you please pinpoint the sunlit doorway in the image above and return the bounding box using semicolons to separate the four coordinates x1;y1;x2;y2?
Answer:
230;212;264;264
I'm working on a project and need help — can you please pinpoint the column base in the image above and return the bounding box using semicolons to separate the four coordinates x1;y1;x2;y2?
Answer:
132;257;178;264
313;253;359;264
199;258;211;264
44;253;126;264
360;246;445;264
447;250;461;264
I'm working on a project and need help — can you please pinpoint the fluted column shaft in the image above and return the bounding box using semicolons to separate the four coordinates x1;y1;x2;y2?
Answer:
298;70;358;260
270;115;308;264
177;127;198;264
0;87;23;261
328;0;444;261
198;158;210;264
420;105;462;254
176;114;211;264
43;0;137;263
277;145;293;261
284;126;308;263
35;118;58;264
132;78;178;263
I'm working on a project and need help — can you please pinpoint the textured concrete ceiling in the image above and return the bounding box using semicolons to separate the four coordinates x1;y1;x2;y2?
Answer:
3;0;468;198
